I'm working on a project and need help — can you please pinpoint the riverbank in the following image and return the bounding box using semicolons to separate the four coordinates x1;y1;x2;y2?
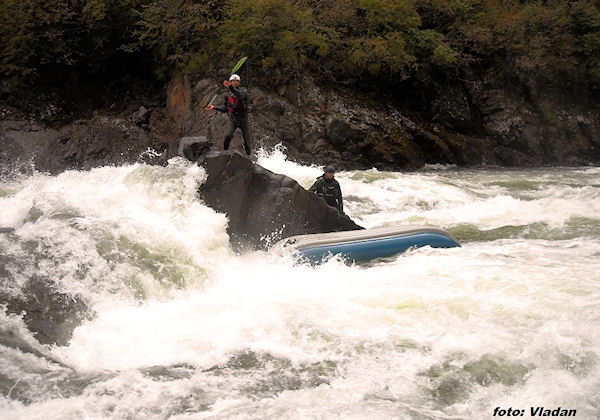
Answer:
3;70;600;176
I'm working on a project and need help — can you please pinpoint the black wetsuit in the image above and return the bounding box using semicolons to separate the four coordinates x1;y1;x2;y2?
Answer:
309;175;343;212
213;85;252;155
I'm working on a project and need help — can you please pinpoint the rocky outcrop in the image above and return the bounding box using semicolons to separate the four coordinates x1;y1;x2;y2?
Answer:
178;74;600;169
0;118;168;177
0;246;91;347
198;151;363;251
0;277;90;347
3;70;599;175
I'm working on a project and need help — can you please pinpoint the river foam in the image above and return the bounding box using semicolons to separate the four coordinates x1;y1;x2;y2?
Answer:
1;149;599;419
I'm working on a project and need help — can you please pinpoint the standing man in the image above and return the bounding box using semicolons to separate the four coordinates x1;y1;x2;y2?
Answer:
206;74;252;156
309;165;344;212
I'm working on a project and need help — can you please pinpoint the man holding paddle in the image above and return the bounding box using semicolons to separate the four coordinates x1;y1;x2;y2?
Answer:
206;72;252;156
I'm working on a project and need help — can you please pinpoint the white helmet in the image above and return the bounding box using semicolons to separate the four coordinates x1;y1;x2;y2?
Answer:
229;74;241;81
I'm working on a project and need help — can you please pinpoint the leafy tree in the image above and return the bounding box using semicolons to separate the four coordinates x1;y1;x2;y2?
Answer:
510;0;600;86
217;0;327;71
1;0;82;85
310;0;459;83
0;0;146;87
127;0;223;79
1;0;599;95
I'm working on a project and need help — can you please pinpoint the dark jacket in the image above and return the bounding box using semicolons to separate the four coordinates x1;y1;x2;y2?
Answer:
309;174;343;212
214;85;249;118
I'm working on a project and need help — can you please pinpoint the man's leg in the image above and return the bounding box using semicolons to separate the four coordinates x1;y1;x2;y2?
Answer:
238;117;252;156
223;118;237;151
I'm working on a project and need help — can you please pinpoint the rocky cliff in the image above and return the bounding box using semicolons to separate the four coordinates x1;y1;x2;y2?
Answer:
186;73;600;169
2;71;599;176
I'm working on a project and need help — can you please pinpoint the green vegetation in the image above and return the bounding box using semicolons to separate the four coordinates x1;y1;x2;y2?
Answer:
126;0;222;79
1;0;599;93
218;0;327;71
0;0;148;85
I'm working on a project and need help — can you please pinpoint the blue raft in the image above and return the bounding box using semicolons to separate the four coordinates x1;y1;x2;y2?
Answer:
276;225;460;263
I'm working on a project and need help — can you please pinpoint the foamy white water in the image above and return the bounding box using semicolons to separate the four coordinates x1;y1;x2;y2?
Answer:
1;148;599;419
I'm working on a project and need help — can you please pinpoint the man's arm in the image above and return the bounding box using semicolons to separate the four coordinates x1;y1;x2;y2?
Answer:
207;95;228;112
336;183;343;212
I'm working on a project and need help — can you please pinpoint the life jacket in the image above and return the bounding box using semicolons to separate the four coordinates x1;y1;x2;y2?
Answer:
316;177;340;207
227;91;248;114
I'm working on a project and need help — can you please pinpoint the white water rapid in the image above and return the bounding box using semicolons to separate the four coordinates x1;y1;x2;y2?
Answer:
1;147;599;419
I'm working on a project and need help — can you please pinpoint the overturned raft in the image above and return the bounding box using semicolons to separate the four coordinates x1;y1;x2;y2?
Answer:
277;225;460;263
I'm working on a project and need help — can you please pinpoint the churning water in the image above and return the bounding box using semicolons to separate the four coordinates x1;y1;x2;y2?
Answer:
0;147;599;419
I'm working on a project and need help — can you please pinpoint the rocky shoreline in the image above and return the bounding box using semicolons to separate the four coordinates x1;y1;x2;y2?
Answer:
2;72;599;179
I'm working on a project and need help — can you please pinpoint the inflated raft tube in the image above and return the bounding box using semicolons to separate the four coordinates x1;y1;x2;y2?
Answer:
276;225;460;263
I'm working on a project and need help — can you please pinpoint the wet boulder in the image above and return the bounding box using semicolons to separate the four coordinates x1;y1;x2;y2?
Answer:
198;152;363;251
0;118;168;175
1;278;90;347
178;136;212;161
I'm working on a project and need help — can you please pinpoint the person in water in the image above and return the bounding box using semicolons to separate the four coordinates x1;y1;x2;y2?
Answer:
309;165;344;212
206;74;252;156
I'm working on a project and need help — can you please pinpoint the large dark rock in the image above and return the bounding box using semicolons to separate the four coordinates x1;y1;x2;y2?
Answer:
0;239;92;347
1;279;90;347
0;118;168;176
198;151;363;250
3;69;600;175
189;75;600;169
0;271;90;348
468;76;600;166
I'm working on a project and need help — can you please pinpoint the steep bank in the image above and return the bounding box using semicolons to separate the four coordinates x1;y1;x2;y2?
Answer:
3;71;598;174
191;73;600;168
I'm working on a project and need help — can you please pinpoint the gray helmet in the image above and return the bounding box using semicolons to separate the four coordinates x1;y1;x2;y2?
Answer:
325;165;336;173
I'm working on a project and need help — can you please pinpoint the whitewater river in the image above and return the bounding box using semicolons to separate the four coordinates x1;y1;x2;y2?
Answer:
0;148;599;419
